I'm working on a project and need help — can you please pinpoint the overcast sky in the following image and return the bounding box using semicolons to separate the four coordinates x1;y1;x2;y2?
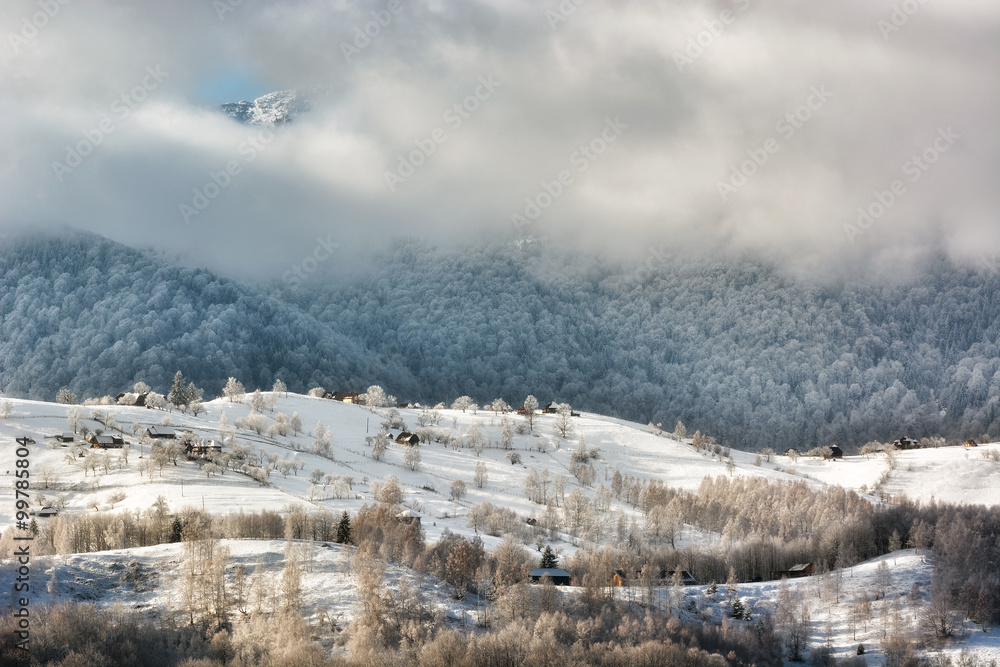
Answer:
1;0;997;281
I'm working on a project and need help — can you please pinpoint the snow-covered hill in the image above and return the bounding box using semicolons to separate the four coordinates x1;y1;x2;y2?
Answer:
2;393;999;539
3;393;1000;663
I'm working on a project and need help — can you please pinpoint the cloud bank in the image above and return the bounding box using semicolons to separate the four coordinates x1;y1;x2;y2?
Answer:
1;0;997;280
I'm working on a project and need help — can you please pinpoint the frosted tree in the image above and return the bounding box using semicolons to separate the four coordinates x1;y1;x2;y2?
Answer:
554;404;573;439
490;398;511;414
0;400;11;419
224;377;246;402
56;388;76;405
404;444;421;471
522;395;539;432
673;421;686;439
362;384;393;411
290;412;302;435
467;421;486;456
452;395;475;412
272;379;287;397
371;428;390;461
167;371;186;409
250;389;265;413
501;417;514;450
66;407;82;433
450;479;467;502
474;461;488;489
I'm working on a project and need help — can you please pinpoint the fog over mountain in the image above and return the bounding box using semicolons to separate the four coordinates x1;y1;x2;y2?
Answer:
1;0;997;280
3;230;999;451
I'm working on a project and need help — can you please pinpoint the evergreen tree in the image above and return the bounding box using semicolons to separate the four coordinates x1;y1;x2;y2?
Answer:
168;371;186;409
336;511;351;544
169;516;183;543
539;545;558;569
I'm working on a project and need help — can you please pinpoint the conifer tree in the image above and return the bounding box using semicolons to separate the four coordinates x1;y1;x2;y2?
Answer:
539;545;558;569
336;511;351;544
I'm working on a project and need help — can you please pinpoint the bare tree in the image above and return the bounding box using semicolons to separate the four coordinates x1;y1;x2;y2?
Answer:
474;461;488;489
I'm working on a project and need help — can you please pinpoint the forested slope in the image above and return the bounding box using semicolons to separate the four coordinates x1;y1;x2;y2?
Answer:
2;230;999;450
0;231;379;399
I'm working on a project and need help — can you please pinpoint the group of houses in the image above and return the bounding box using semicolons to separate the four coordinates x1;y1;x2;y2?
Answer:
322;390;362;403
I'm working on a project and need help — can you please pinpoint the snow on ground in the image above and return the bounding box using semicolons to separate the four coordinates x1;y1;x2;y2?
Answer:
2;394;998;546
616;550;999;665
0;538;481;634
3;394;1000;660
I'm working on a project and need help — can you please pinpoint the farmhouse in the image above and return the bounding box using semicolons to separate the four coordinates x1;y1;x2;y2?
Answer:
829;445;844;459
664;570;700;586
530;568;572;586
185;442;223;459
611;570;628;586
892;436;916;450
783;563;814;578
342;391;361;404
964;438;979;448
55;433;75;443
395;432;420;446
88;434;124;448
784;448;799;457
36;507;58;518
146;426;176;439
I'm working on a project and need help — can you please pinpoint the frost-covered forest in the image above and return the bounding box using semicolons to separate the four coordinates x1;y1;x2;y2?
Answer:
2;231;1000;450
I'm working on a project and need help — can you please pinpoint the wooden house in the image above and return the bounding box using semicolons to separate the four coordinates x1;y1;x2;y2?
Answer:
395;509;421;526
146;426;176;440
55;433;75;443
543;401;560;414
664;570;700;586
964;438;979;448
342;391;361;404
891;436;916;450
784;563;814;578
395;432;420;446
530;568;572;586
185;442;223;459
36;507;58;518
829;445;844;459
611;570;628;586
784;448;800;457
89;434;124;449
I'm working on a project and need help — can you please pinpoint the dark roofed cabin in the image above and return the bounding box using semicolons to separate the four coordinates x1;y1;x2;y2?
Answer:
784;563;814;578
530;568;572;586
146;426;176;439
829;445;844;459
395;432;420;446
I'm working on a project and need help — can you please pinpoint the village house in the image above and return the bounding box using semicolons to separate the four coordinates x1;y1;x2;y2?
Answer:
88;434;124;449
54;433;76;443
395;432;420;446
611;570;628;586
529;568;573;586
964;438;979;448
146;426;176;439
829;444;844;459
782;563;814;578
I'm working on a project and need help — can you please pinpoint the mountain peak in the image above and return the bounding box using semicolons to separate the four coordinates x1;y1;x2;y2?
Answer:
220;89;304;126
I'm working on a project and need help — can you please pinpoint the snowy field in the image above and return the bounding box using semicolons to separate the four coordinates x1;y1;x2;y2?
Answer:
2;393;999;662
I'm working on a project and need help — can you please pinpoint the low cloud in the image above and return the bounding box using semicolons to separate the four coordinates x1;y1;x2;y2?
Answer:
1;0;997;280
